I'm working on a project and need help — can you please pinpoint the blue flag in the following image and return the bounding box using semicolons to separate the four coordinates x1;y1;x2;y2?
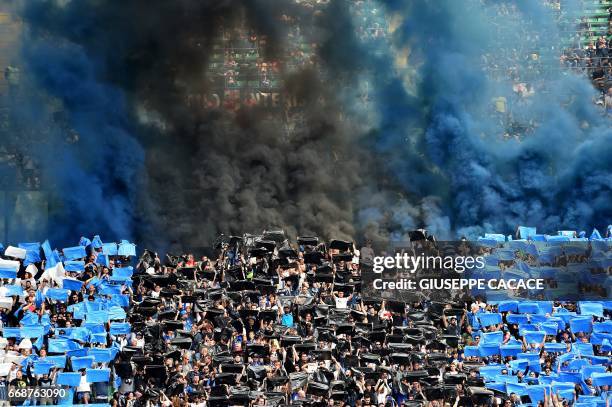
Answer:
64;261;85;273
497;301;518;313
506;314;529;325
67;348;88;358
594;321;612;333
118;241;136;257
517;352;539;362
95;254;109;267
478;344;500;357
44;288;70;302
98;282;123;296
35;289;44;308
109;294;129;307
482;331;503;345
86;368;111;383
579;302;604;317
71;356;94;370
518;226;537;239
20;312;39;325
84;300;105;312
62;278;83;292
505;382;527;396
478;313;502;327
83;322;106;334
68;302;86;320
572;342;594;356
86;310;109;324
19;242;41;266
557;311;577;324
496;250;515;261
584;355;608;365
33;334;44;351
85;277;102;289
581;365;607;380
41;240;57;269
102;243;118;256
57;372;81;387
478;365;505;380
88;348;114;363
45;355;67;369
526;385;547;404
2;327;20;338
518;302;541;314
508;240;527;250
569;316;593;334
484;233;505;242
79;237;91;247
90;332;108;344
109;322;131;335
108;306;126;320
50;250;62;269
0;261;18;279
48;338;70;353
68;327;90;342
544;343;567;353
110;267;133;281
523;331;546;344
62;246;86;261
568;359;589;371
500;344;523;357
509;359;529;371
48;338;81;353
5;284;24;296
477;238;498;248
33;361;55;375
91;235;103;249
529;314;549;324
20;325;44;338
539;375;556;386
540;322;559;335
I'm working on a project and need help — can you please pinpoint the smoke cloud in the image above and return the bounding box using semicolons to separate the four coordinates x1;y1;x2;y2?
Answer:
366;0;611;237
8;0;610;248
17;0;380;250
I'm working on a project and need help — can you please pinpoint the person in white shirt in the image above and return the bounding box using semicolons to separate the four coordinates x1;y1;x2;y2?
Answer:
150;285;161;299
76;371;91;403
131;332;145;348
19;271;37;291
375;379;391;405
332;290;352;309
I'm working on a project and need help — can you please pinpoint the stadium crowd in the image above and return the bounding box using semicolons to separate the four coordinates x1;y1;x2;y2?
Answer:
0;227;609;407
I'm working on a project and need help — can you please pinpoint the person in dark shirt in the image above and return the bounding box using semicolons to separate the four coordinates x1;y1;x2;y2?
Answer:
37;373;55;405
443;314;463;336
10;370;29;387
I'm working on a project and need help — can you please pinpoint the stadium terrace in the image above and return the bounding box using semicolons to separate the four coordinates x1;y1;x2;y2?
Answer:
0;227;609;407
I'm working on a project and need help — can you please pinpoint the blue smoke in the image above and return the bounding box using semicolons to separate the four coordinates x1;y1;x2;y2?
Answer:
359;0;611;237
18;37;144;244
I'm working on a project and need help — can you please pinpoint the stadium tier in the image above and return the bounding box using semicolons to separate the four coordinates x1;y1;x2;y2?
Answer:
0;230;609;406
